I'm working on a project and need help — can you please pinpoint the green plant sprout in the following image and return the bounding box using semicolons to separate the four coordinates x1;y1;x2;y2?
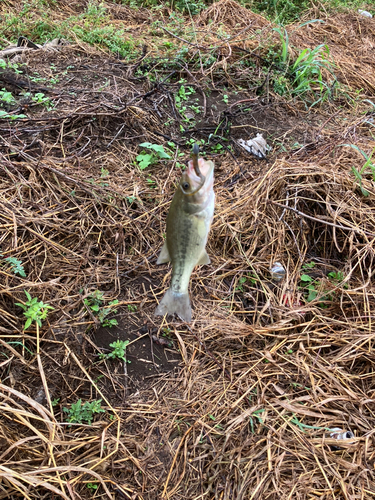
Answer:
236;274;257;292
340;144;375;196
0;254;26;277
16;291;54;330
290;44;333;100
84;290;118;327
7;341;33;355
236;276;247;291
99;339;130;362
33;92;53;107
0;89;16;105
302;261;315;270
273;26;289;64
290;414;325;431
328;270;348;288
136;142;171;170
87;483;98;490
20;91;54;109
300;274;320;303
300;270;348;304
249;409;265;434
63;399;105;425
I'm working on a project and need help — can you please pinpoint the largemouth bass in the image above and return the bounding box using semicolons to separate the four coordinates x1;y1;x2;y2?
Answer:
155;145;215;322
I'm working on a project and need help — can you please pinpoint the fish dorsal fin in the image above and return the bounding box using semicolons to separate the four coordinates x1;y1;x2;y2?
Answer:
197;249;211;266
156;242;171;264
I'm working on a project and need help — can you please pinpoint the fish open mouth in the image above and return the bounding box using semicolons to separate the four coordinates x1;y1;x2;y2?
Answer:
187;158;214;183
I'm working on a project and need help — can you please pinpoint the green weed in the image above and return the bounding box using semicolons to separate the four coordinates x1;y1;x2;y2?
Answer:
174;85;198;122
72;25;136;59
63;399;105;425
100;339;130;362
85;0;107;22
136;142;171;169
251;0;310;24
300;274;320;303
22;91;54;109
271;25;335;103
15;291;54;330
328;270;348;288
6;341;33;356
300;269;348;305
0;254;26;277
0;89;16;105
0;59;23;75
273;74;290;95
340;144;375;196
172;0;206;15
249;409;265;434
290;44;334;102
302;261;316;270
87;483;98;490
290;414;325;431
273;26;289;65
0;86;26;119
0;110;26;120
84;290;118;327
236;274;257;292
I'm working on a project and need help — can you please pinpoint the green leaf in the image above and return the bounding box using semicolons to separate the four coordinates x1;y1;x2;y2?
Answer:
300;274;313;282
136;153;154;170
24;318;32;330
139;142;170;159
306;285;318;302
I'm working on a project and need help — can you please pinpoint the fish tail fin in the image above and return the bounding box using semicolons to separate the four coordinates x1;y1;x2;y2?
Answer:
155;288;192;323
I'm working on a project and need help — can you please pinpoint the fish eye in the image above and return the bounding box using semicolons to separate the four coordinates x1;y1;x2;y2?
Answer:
182;182;190;190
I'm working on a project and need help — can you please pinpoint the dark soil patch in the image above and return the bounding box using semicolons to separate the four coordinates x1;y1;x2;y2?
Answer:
94;312;181;395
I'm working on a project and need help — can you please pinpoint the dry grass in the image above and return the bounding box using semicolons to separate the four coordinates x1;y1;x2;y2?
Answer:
1;1;375;499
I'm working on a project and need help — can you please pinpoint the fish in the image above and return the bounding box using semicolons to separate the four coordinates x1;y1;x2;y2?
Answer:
155;144;215;322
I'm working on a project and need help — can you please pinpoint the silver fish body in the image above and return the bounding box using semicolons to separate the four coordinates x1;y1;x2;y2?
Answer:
155;156;215;322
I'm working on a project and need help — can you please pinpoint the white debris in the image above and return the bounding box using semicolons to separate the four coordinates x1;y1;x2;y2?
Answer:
237;133;271;158
0;37;69;59
358;9;372;18
270;262;286;282
329;428;355;442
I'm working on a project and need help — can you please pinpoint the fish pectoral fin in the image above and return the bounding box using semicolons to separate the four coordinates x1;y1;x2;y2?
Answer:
156;242;171;264
197;249;211;266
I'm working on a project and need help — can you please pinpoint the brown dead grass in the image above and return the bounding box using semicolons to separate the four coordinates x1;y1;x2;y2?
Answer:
1;1;375;499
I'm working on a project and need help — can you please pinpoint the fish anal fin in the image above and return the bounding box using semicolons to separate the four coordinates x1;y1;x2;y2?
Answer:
157;242;171;264
197;249;211;266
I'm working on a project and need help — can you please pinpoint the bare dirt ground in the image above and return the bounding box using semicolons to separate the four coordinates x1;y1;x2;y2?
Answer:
1;1;375;499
